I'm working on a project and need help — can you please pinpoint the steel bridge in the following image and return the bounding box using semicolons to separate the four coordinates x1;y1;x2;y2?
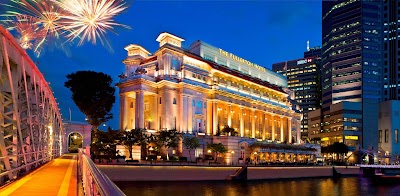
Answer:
0;26;125;195
0;26;63;185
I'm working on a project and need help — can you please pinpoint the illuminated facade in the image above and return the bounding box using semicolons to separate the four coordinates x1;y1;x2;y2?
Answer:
273;56;321;141
378;100;400;164
117;32;302;158
314;0;382;150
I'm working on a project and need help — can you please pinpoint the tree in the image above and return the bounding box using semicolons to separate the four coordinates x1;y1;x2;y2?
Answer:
156;129;181;160
64;71;115;134
221;125;238;136
207;143;227;163
182;136;200;162
120;128;148;159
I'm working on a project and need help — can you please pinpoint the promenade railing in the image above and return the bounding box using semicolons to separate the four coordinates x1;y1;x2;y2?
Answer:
78;149;125;196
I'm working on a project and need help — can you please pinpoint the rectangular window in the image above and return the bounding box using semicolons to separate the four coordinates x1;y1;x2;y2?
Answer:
385;129;389;143
173;98;176;105
396;129;398;143
130;102;134;108
379;130;382;143
144;103;149;111
159;97;162;104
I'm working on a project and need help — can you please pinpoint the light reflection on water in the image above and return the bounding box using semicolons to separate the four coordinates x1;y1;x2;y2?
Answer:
115;177;400;196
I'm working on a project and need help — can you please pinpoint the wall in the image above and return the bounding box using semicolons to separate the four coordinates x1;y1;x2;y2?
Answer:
99;166;360;181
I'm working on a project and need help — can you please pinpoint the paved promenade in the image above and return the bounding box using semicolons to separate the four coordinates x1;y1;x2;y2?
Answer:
0;154;78;196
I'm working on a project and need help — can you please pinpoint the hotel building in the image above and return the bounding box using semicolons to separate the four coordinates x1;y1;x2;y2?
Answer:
273;57;321;141
309;0;382;151
117;32;304;161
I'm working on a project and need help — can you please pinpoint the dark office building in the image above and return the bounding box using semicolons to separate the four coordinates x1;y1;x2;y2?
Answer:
309;0;382;151
273;56;321;141
383;0;400;101
304;46;322;58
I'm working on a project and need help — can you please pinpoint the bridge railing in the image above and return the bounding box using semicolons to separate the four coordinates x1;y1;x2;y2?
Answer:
355;164;400;168
78;149;125;196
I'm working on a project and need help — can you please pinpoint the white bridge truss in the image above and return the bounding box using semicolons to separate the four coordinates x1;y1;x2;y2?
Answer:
0;26;63;185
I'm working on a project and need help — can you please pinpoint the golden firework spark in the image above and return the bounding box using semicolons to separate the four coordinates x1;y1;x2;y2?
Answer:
1;0;130;55
56;0;130;46
4;0;66;38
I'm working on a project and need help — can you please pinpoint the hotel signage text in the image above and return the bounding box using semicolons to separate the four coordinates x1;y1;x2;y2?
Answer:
219;48;266;72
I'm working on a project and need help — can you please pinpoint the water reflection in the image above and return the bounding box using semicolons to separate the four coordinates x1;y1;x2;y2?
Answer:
115;177;400;196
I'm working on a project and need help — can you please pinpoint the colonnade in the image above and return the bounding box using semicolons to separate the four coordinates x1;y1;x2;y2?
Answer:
120;92;297;144
207;100;294;143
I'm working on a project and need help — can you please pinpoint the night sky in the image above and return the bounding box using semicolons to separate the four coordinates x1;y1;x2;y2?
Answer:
1;0;322;130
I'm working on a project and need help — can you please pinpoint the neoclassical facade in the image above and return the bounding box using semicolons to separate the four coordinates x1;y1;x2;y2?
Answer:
117;33;302;151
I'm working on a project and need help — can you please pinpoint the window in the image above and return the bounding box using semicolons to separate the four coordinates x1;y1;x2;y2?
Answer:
196;101;202;108
159;97;162;104
396;129;398;143
130;102;134;108
379;130;382;143
192;73;196;78
173;98;176;105
144;103;149;111
385;129;389;143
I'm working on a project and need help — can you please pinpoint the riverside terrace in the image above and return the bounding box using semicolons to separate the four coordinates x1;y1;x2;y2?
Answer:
94;142;320;166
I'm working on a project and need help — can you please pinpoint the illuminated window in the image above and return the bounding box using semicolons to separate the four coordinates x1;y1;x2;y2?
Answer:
385;129;389;143
379;130;382;143
395;129;398;143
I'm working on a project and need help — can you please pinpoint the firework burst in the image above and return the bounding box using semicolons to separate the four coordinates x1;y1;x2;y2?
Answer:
1;0;130;56
4;15;46;53
56;0;130;46
4;0;66;38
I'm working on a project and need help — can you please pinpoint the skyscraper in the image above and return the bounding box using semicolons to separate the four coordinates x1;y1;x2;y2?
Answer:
273;54;321;141
382;0;400;101
309;0;382;151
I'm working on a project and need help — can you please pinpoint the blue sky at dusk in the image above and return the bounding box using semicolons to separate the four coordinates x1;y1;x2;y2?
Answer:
2;0;322;130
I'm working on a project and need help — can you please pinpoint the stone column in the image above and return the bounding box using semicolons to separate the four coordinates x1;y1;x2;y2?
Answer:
280;116;284;142
251;109;255;138
297;119;301;144
240;106;244;137
207;100;213;135
181;94;188;133
227;103;232;127
213;100;218;135
187;96;193;133
288;117;292;144
120;94;126;130
136;91;144;129
271;114;275;141
153;95;158;130
262;112;266;140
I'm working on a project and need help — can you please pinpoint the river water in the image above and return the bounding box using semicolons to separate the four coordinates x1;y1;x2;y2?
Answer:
115;177;400;196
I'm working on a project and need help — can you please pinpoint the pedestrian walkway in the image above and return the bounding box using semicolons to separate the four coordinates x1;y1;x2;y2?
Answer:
0;154;78;196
